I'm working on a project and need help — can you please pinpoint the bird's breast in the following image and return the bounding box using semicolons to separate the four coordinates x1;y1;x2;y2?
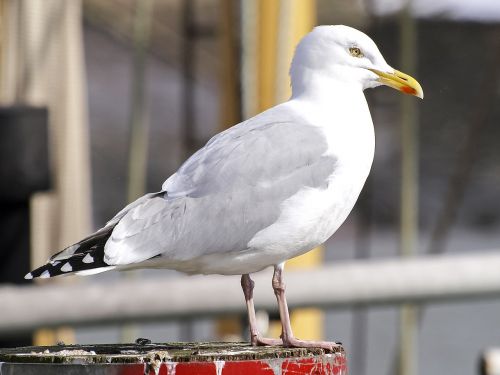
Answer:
247;146;374;262
247;99;375;262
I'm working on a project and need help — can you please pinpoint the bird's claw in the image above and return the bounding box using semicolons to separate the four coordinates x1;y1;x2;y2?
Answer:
251;333;338;352
282;337;340;352
251;334;282;347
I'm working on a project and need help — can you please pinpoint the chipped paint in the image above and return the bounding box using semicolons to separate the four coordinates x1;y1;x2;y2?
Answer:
165;361;177;375
334;352;348;375
214;360;225;375
264;358;282;375
145;351;169;375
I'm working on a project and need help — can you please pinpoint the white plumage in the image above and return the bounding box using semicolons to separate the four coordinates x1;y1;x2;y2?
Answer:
27;25;422;350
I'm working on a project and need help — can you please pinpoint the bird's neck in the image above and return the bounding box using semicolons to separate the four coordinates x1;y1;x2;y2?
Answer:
290;68;365;108
287;68;372;135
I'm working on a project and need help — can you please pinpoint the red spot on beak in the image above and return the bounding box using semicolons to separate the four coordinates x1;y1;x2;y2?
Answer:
401;86;416;95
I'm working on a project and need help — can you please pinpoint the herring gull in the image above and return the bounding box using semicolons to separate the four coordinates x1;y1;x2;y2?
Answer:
26;25;423;350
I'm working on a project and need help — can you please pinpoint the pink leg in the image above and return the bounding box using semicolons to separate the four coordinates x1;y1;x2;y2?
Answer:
241;274;282;346
272;263;339;351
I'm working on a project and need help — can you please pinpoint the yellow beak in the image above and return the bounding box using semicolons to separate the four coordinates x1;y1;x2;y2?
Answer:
369;69;424;99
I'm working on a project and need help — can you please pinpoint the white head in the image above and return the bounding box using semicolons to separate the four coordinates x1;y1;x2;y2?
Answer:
290;25;423;98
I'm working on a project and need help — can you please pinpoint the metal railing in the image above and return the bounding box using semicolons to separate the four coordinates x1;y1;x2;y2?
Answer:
2;251;500;336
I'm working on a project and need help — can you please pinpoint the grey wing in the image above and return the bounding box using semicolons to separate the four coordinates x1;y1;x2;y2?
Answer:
104;108;336;265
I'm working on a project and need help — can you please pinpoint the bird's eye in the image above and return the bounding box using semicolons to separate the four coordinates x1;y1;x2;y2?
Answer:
349;47;364;58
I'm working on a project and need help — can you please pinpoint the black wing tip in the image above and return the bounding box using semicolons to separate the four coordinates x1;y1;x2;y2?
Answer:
25;267;54;279
27;225;115;279
26;262;63;279
27;253;110;279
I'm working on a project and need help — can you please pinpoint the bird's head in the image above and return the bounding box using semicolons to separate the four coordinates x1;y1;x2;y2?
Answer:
290;25;423;99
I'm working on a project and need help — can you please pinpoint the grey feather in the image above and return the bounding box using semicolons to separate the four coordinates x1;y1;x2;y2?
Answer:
104;107;336;265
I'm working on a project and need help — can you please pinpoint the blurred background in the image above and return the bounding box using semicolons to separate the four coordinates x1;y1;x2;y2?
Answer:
0;0;499;375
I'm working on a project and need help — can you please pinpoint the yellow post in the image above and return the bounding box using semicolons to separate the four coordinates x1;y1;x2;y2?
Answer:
217;0;321;342
255;0;323;341
256;0;279;112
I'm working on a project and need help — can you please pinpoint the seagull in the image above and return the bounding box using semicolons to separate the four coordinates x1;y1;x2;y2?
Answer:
26;25;422;350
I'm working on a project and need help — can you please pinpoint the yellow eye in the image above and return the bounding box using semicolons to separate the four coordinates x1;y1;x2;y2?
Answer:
349;47;364;58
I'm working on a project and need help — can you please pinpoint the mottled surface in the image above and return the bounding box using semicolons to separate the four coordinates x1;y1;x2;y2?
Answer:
0;342;347;375
0;342;344;364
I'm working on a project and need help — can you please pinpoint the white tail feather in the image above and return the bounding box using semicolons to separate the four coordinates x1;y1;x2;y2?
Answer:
75;266;117;276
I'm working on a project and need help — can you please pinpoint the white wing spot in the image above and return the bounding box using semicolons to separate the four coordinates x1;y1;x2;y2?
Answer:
24;273;33;280
40;270;51;278
82;254;94;264
61;262;73;272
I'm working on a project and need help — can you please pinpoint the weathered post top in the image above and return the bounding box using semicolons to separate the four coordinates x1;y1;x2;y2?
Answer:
0;342;346;374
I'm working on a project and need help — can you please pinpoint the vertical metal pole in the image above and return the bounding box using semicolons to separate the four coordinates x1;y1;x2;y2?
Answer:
181;0;196;160
123;0;154;343
126;0;154;203
177;0;197;341
240;0;258;119
351;176;373;375
219;0;241;129
398;5;419;375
